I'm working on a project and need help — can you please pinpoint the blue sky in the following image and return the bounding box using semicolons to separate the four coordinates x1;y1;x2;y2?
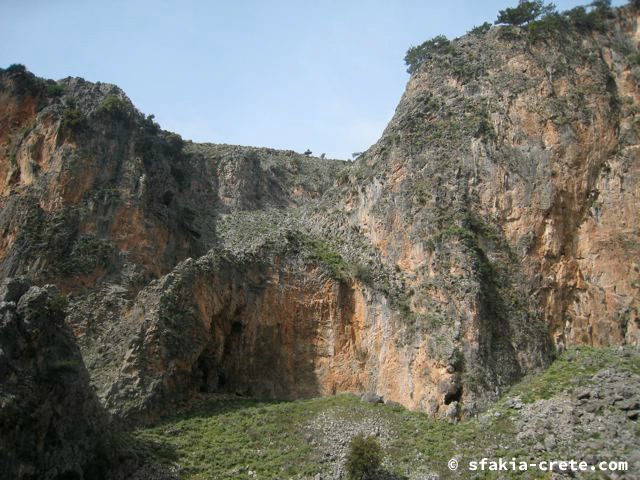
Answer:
1;0;626;159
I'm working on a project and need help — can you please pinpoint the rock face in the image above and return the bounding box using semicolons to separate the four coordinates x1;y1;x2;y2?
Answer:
0;278;113;480
364;6;640;350
313;4;640;407
0;5;638;431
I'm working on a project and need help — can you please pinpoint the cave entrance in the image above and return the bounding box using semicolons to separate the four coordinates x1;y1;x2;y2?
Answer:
195;350;221;393
444;385;462;405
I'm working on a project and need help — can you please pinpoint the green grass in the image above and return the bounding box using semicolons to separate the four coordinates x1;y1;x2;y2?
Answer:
130;348;638;479
504;346;640;404
132;392;518;479
133;395;352;479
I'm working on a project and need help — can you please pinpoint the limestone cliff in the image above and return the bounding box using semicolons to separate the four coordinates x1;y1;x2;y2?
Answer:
0;4;638;432
351;4;640;350
303;4;640;411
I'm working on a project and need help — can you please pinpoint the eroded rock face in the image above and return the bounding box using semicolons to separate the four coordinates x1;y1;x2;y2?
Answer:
312;6;640;408
91;236;547;424
0;278;112;480
0;68;344;293
98;248;445;422
347;6;640;350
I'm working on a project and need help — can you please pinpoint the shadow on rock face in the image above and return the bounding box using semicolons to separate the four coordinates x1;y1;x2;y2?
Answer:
0;277;177;480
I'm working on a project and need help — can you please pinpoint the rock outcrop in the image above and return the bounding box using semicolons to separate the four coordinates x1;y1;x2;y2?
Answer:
0;277;113;480
0;5;638;434
310;4;640;406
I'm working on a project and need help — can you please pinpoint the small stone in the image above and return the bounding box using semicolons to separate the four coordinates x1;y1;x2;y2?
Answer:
627;410;639;421
360;392;383;404
617;399;639;411
544;434;557;451
576;389;592;400
446;401;460;421
384;399;402;408
584;403;600;413
505;397;524;410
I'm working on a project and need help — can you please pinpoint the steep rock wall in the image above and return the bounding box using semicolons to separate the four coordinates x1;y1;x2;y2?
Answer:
100;248;462;422
321;6;639;357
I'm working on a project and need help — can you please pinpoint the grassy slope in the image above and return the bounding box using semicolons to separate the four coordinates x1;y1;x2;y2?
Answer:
131;347;640;480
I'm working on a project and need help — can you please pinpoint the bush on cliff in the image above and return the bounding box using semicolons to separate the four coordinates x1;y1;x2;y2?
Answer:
60;105;86;134
495;0;556;26
469;22;492;35
404;35;451;74
99;94;130;118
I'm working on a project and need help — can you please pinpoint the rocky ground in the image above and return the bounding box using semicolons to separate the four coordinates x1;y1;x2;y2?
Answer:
505;358;640;478
130;346;639;480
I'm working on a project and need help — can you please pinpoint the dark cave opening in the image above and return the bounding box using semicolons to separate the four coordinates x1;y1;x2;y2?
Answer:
195;352;219;393
443;385;462;405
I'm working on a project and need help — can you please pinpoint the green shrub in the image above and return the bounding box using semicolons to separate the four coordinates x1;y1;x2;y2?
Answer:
345;433;383;480
590;0;612;11
566;6;595;30
492;0;612;41
165;132;184;153
3;64;39;98
170;165;187;187
49;292;68;315
305;238;349;280
351;263;373;285
46;83;65;97
495;0;556;26
563;1;610;32
144;114;160;134
99;94;129;116
61;106;86;131
469;22;492;35
5;63;27;75
586;0;612;26
244;150;260;163
405;35;451;74
528;12;569;40
475;109;496;141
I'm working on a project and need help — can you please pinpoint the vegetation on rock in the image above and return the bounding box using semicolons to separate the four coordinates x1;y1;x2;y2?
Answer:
130;347;639;479
404;35;452;74
495;0;556;26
